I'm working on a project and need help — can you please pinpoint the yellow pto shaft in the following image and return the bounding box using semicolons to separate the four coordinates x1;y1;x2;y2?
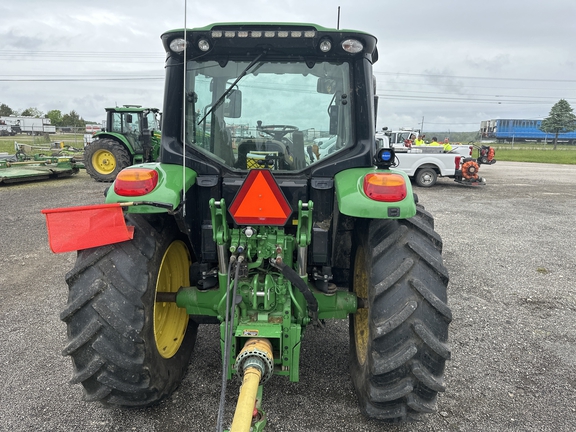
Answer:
230;338;274;432
230;366;262;432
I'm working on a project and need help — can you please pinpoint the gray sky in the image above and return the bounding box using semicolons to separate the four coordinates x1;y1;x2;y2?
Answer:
1;0;575;132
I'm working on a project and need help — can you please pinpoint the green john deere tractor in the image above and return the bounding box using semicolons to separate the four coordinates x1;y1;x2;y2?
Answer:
51;23;451;430
83;105;161;181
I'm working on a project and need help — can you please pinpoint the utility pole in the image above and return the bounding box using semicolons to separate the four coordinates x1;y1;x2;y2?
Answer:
420;116;424;133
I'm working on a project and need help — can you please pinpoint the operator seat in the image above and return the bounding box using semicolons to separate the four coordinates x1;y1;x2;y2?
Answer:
291;131;306;169
236;139;293;170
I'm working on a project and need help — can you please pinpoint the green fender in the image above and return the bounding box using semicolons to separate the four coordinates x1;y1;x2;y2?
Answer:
105;163;197;213
334;167;417;219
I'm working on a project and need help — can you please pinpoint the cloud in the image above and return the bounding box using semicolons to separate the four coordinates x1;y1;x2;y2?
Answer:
0;0;574;131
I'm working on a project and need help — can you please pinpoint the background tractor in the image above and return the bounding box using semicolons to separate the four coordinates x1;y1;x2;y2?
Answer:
83;105;161;181
45;23;451;430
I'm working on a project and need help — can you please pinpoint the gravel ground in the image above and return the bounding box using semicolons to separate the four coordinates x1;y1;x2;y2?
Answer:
1;161;575;431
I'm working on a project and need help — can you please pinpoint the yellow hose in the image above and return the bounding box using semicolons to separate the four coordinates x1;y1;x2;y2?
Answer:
230;366;262;432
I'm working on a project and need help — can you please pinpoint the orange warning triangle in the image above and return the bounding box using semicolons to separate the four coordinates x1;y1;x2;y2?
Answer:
229;170;292;225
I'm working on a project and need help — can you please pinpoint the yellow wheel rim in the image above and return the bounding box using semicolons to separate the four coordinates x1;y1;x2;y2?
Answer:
91;149;117;175
154;240;191;359
353;246;369;366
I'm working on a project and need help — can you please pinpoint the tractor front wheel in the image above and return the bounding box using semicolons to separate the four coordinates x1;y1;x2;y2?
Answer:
84;138;131;182
61;214;197;406
350;206;451;421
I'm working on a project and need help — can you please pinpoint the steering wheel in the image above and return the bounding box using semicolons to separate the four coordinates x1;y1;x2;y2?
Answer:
259;124;299;141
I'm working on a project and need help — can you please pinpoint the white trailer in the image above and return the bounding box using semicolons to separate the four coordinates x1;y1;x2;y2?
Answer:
0;116;56;135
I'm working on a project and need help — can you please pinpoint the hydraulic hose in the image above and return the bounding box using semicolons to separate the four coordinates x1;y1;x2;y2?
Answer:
272;260;318;324
216;256;241;432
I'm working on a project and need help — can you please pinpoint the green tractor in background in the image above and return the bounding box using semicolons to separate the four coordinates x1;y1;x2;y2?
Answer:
46;23;452;431
84;105;161;181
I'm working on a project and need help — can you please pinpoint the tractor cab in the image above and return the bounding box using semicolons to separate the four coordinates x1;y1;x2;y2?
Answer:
160;24;379;180
104;105;161;159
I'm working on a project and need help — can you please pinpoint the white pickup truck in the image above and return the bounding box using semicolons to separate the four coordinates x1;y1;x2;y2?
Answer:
376;134;485;187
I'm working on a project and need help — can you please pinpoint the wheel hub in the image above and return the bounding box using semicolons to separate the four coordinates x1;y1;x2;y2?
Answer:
154;240;190;359
92;149;117;175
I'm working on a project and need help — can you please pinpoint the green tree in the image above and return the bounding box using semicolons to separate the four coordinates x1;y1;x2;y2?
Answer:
61;110;86;129
540;99;576;150
0;103;14;116
46;109;63;127
20;107;44;117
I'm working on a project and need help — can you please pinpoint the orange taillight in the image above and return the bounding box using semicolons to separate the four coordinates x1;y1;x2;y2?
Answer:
114;168;159;196
363;173;407;202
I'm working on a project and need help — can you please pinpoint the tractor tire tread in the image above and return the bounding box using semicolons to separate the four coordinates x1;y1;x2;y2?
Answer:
368;378;414;402
83;385;112;402
62;317;102;356
371;342;418;375
413;320;452;359
371;300;417;339
350;205;451;422
62;214;197;407
70;355;106;384
410;360;446;392
60;279;106;322
409;278;452;322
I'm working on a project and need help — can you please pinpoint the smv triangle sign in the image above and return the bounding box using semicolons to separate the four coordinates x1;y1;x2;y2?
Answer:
229;169;292;225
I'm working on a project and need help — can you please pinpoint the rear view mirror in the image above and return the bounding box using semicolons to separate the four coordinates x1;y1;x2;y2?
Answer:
317;77;338;94
126;114;133;123
329;105;338;135
224;89;242;118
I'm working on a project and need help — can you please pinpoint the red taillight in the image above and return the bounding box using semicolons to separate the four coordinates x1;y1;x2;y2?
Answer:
455;156;462;170
363;173;407;202
114;168;159;196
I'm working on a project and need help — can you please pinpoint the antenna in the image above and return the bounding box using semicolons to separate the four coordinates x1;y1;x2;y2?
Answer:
337;6;340;29
182;0;187;217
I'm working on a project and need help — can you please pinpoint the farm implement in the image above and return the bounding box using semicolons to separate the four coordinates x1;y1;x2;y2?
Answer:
1;142;80;184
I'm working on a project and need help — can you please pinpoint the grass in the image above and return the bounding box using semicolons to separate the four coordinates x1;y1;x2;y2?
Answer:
474;142;576;165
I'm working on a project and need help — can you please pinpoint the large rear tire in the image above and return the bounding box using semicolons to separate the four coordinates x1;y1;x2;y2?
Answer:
350;205;451;421
84;138;131;182
61;214;197;406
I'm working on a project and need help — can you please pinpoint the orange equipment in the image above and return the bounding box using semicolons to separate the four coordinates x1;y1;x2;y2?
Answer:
461;160;479;180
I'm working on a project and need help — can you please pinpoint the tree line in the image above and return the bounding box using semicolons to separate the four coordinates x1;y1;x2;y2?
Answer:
0;103;88;128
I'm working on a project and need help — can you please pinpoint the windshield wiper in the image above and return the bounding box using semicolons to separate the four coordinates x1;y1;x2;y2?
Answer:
197;51;266;125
